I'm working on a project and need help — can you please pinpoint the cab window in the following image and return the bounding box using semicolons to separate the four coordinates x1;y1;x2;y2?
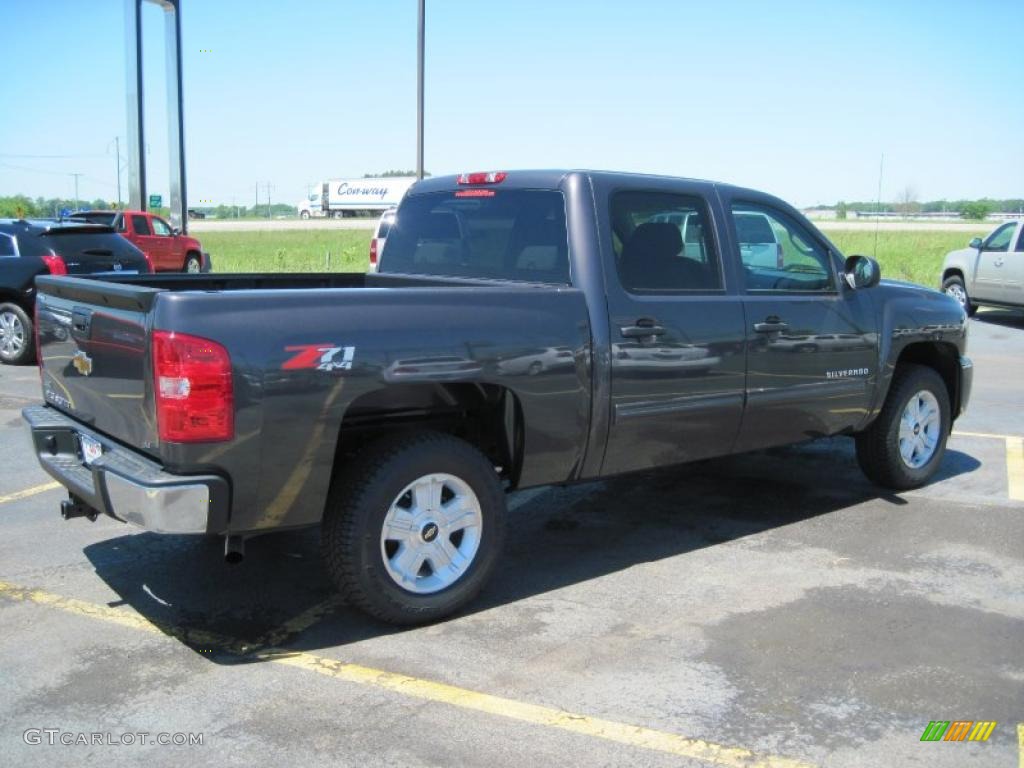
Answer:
131;215;152;235
610;191;723;292
732;204;834;292
152;217;172;236
985;223;1016;252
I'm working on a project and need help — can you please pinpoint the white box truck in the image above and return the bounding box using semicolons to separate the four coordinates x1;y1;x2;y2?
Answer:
298;177;416;219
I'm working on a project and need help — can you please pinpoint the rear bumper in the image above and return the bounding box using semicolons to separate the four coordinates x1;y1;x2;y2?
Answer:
956;355;973;417
21;405;229;534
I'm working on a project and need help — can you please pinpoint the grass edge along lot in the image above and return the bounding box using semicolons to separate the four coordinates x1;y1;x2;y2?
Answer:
204;227;991;287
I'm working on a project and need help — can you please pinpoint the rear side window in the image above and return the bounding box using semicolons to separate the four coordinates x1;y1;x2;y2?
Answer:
377;217;393;239
0;234;15;257
380;190;569;283
131;215;152;235
610;191;723;292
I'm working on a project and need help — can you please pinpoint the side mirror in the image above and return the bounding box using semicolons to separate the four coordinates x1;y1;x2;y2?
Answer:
843;254;881;290
969;237;983;250
171;227;181;236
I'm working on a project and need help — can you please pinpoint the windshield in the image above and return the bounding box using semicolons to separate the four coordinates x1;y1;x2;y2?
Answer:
380;190;570;283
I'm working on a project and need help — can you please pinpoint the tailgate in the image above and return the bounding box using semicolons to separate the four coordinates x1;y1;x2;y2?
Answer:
35;277;161;455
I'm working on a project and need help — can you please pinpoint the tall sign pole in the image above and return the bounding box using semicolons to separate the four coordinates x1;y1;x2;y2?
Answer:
416;0;425;180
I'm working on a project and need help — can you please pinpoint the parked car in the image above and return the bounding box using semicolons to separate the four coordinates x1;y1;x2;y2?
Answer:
0;218;151;365
941;220;1024;315
368;207;396;272
71;210;210;273
24;170;971;625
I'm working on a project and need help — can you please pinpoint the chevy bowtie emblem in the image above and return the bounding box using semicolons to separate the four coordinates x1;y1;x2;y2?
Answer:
72;351;93;376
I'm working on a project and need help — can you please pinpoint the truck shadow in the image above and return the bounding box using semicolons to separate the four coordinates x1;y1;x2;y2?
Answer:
974;309;1024;329
82;438;981;663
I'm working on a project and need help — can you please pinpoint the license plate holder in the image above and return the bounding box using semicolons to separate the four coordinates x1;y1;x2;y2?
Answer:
80;434;103;465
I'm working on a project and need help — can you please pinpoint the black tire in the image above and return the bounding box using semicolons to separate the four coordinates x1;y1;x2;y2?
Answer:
855;363;950;490
300;210;311;220
941;275;977;317
321;432;506;625
0;302;35;366
183;252;202;273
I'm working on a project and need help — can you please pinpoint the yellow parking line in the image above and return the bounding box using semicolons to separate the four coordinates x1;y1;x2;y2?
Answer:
1007;438;1024;502
1017;723;1023;768
253;596;344;648
0;481;61;505
953;430;1024;441
0;579;812;768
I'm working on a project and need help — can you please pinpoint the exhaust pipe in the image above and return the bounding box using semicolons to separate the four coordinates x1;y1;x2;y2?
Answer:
224;535;245;564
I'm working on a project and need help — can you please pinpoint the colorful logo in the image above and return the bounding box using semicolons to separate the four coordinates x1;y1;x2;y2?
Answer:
920;721;997;742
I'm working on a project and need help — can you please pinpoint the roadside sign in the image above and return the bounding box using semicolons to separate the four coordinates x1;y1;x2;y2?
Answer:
148;194;163;208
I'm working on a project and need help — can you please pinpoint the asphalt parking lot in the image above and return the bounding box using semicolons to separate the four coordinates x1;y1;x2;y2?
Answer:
0;310;1021;768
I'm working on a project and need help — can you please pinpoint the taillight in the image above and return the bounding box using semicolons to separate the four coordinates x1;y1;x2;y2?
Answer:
41;253;67;275
33;302;42;383
152;330;233;443
369;238;378;266
456;171;507;185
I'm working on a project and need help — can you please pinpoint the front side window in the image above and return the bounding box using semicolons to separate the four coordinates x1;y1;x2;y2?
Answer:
610;191;722;292
131;215;152;235
1016;224;1024;252
380;190;569;283
732;204;834;292
151;217;172;237
985;223;1015;252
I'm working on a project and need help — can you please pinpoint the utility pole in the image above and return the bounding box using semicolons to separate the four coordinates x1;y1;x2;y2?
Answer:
265;182;274;219
416;0;425;180
71;173;83;213
115;137;122;209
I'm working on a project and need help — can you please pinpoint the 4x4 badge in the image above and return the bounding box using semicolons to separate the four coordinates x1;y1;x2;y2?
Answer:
72;351;93;376
282;344;355;372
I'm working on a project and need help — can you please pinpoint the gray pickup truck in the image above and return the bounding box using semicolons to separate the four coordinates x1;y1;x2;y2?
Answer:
23;170;972;624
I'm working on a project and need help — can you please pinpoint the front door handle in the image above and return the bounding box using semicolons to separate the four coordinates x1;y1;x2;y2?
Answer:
754;316;789;333
621;318;666;339
994;257;1004;267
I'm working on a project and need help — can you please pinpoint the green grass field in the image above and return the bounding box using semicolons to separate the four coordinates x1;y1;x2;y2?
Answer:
202;227;988;288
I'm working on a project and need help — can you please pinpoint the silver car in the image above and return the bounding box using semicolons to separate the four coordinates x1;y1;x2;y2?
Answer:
941;220;1024;315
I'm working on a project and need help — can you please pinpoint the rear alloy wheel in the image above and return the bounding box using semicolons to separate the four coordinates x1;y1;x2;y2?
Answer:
0;303;34;365
941;275;977;317
184;253;202;273
855;364;950;490
322;432;506;625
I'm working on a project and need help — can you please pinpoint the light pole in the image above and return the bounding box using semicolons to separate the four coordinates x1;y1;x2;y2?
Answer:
416;0;425;180
71;173;83;213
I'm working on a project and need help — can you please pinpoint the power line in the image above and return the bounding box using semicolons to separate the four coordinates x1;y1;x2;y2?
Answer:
0;152;107;159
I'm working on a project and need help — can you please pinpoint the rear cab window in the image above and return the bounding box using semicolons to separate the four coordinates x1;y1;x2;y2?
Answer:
379;190;570;283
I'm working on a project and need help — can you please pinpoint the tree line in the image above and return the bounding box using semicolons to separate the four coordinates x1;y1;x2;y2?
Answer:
829;198;1024;220
0;195;297;220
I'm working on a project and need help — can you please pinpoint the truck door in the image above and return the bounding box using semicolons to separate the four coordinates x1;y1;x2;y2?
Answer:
721;196;877;452
321;182;331;218
130;213;162;270
598;184;747;474
974;222;1018;303
1007;223;1024;305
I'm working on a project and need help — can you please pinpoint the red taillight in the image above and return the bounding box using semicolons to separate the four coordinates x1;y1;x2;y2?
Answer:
152;330;233;443
41;253;67;275
456;171;507;185
369;238;378;266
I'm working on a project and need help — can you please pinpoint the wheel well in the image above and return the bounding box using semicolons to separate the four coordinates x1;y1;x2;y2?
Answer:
0;290;31;313
895;342;960;415
332;383;524;486
942;268;964;283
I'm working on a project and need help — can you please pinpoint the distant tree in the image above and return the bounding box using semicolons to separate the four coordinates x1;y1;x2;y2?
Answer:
960;201;993;220
896;186;920;217
835;201;848;220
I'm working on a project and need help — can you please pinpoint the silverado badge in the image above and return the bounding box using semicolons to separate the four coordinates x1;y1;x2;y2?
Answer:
72;351;93;376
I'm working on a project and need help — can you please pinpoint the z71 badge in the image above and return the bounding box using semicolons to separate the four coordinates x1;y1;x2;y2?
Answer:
282;344;355;372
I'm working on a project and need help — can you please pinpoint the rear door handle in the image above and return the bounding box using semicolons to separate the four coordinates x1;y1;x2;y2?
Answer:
620;318;666;339
754;317;789;333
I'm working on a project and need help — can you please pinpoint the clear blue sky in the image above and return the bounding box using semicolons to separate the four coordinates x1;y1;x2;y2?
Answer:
1;0;1021;208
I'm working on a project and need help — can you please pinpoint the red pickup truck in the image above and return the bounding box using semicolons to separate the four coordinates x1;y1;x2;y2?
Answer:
71;210;209;273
